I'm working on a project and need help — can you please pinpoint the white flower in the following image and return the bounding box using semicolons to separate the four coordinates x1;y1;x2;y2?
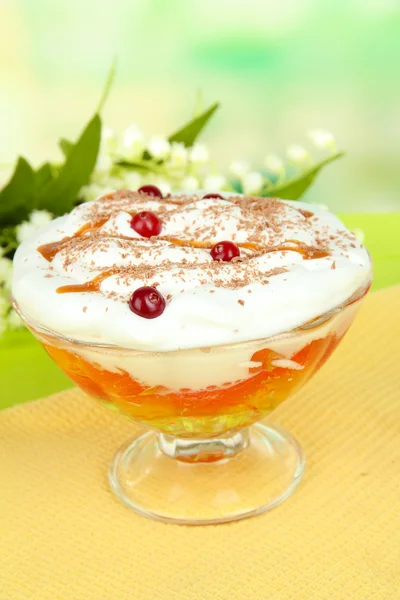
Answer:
307;129;336;151
242;171;264;194
107;177;126;190
95;153;113;173
16;222;36;243
286;145;311;165
79;183;115;203
181;176;200;191
264;154;284;173
119;124;145;159
7;308;24;330
203;174;226;191
123;170;142;190
0;257;12;285
16;210;53;244
169;143;188;168
0;295;9;317
29;210;53;229
91;165;115;186
79;183;105;203
101;127;117;155
147;136;171;160
154;179;172;196
189;144;209;164
229;161;249;178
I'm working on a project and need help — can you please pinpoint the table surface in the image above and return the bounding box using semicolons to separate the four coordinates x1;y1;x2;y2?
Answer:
1;212;399;410
2;286;400;600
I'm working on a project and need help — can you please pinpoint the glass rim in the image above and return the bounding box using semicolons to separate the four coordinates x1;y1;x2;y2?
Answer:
10;276;371;354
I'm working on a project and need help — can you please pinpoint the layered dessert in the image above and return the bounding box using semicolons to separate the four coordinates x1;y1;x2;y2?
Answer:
12;186;371;436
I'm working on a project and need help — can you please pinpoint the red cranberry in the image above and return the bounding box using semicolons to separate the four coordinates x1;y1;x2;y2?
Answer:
203;193;225;200
128;286;166;319
210;241;240;262
138;184;163;198
130;211;162;238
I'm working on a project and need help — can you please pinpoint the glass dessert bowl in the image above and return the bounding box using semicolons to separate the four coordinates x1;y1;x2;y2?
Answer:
13;282;369;524
12;188;372;524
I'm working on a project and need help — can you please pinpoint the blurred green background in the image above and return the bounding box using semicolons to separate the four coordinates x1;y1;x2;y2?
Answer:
1;0;399;212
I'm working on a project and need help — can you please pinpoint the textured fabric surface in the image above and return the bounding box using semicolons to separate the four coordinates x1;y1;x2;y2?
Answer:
1;286;400;600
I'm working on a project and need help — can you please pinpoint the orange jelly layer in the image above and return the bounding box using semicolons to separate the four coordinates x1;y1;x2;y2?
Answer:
41;330;345;437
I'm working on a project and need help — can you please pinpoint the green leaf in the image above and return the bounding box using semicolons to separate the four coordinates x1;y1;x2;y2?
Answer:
97;57;117;113
116;160;154;172
0;225;18;254
116;159;169;178
36;114;101;215
0;157;36;226
193;88;204;118
59;138;73;158
262;152;344;200
168;102;219;147
35;163;54;191
229;178;243;194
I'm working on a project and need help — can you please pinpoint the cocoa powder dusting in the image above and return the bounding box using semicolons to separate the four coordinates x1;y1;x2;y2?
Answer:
36;191;341;297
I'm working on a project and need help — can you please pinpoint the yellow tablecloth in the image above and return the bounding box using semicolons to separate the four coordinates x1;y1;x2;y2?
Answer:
1;286;400;600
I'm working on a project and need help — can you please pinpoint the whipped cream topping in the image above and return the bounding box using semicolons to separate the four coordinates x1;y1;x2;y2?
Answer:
12;190;371;351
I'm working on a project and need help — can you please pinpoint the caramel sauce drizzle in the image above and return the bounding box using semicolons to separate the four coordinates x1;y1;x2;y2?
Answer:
37;217;110;261
275;240;329;259
162;237;213;249
297;208;314;219
100;190;185;205
36;216;330;294
164;238;329;259
55;241;329;295
160;237;265;252
57;267;122;294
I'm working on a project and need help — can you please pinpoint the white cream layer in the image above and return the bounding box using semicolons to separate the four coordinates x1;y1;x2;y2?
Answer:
44;300;360;391
12;192;371;352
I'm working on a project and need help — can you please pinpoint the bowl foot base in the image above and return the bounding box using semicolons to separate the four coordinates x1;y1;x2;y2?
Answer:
109;423;305;525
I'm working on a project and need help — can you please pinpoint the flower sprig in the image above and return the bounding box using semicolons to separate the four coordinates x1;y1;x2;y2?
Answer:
79;121;342;205
0;63;344;336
